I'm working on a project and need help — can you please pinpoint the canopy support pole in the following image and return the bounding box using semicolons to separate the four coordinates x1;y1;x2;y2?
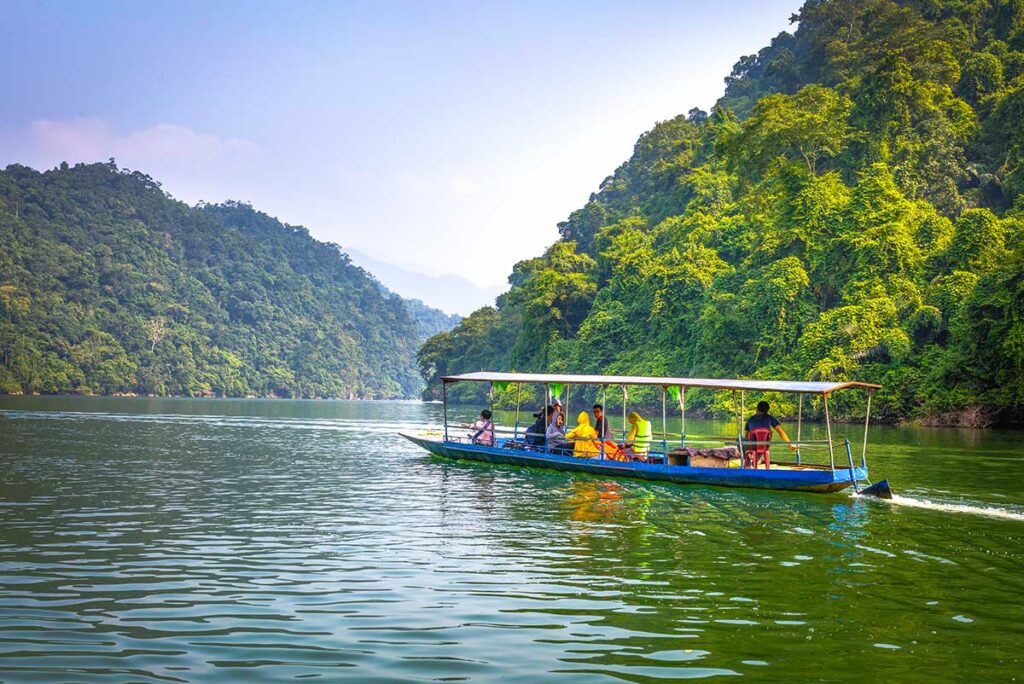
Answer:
489;383;494;436
622;385;627;442
861;388;872;469
545;384;551;454
736;391;745;468
596;384;607;461
442;380;449;442
513;382;522;440
680;386;685;446
661;386;667;460
824;393;835;471
796;394;803;465
598;385;605;461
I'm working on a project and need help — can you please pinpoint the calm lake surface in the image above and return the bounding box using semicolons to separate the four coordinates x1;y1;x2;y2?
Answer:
1;397;1022;682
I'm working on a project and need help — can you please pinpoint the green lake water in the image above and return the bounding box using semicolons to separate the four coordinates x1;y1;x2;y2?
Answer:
1;396;1022;681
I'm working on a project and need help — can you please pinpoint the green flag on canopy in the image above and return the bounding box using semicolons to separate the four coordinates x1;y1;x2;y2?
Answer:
667;386;682;406
492;381;511;393
549;383;566;399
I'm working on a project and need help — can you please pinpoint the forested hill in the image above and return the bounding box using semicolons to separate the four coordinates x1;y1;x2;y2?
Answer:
0;161;454;398
419;0;1024;426
402;298;462;341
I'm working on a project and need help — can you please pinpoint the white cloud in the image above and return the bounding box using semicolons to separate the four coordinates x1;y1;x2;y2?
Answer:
117;124;258;167
3;118;259;205
29;118;112;161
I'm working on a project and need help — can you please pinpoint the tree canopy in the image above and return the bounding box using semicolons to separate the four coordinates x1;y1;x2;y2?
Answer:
0;162;455;398
420;0;1024;426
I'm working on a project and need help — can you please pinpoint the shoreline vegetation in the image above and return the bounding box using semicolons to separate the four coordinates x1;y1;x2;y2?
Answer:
418;0;1024;429
0;390;999;429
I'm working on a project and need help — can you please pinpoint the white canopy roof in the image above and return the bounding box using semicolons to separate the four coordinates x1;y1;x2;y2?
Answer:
441;371;880;395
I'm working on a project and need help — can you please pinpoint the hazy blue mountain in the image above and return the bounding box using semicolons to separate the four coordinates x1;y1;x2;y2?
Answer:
345;248;503;316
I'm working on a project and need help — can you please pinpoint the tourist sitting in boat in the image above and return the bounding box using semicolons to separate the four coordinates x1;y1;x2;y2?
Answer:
622;411;652;460
525;406;552;447
592;403;626;459
592;403;612;440
565;411;600;458
546;411;571;454
468;409;495;446
743;401;796;468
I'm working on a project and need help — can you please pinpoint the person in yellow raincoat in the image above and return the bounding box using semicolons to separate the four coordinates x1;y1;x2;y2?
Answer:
623;411;652;460
565;411;600;458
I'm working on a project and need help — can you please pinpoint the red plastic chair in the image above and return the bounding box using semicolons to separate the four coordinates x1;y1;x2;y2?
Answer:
745;427;772;469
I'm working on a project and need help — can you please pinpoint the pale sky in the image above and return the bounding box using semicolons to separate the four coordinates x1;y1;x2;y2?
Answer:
0;0;802;308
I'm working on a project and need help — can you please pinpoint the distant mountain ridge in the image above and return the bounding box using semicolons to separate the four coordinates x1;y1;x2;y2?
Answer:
345;248;503;316
0;161;456;398
400;298;462;341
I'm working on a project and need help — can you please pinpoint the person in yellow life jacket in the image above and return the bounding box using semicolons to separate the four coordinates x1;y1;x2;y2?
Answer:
565;411;600;458
624;411;652;460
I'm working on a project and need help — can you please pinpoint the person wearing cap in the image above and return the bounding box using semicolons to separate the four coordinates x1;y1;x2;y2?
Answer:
551;396;563;422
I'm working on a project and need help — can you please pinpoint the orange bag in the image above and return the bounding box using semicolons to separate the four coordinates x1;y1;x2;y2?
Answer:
602;441;629;461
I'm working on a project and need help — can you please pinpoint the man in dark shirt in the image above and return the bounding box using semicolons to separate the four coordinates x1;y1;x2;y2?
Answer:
592;403;612;440
525;405;554;446
744;401;796;450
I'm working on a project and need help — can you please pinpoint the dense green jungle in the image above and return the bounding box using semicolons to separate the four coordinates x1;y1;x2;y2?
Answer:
0;162;458;399
2;0;1023;423
419;0;1024;427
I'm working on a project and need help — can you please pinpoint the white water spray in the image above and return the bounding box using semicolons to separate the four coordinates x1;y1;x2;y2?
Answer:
861;492;1024;522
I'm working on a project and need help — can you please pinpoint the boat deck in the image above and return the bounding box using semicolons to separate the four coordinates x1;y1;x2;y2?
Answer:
402;431;868;494
422;370;881;495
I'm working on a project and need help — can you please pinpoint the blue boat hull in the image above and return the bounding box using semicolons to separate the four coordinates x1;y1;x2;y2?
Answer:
401;433;867;493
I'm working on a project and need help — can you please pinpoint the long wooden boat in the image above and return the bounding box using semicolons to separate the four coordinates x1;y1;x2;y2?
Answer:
402;372;891;497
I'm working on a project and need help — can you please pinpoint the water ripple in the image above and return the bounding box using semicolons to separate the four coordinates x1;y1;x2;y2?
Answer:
1;398;1023;681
